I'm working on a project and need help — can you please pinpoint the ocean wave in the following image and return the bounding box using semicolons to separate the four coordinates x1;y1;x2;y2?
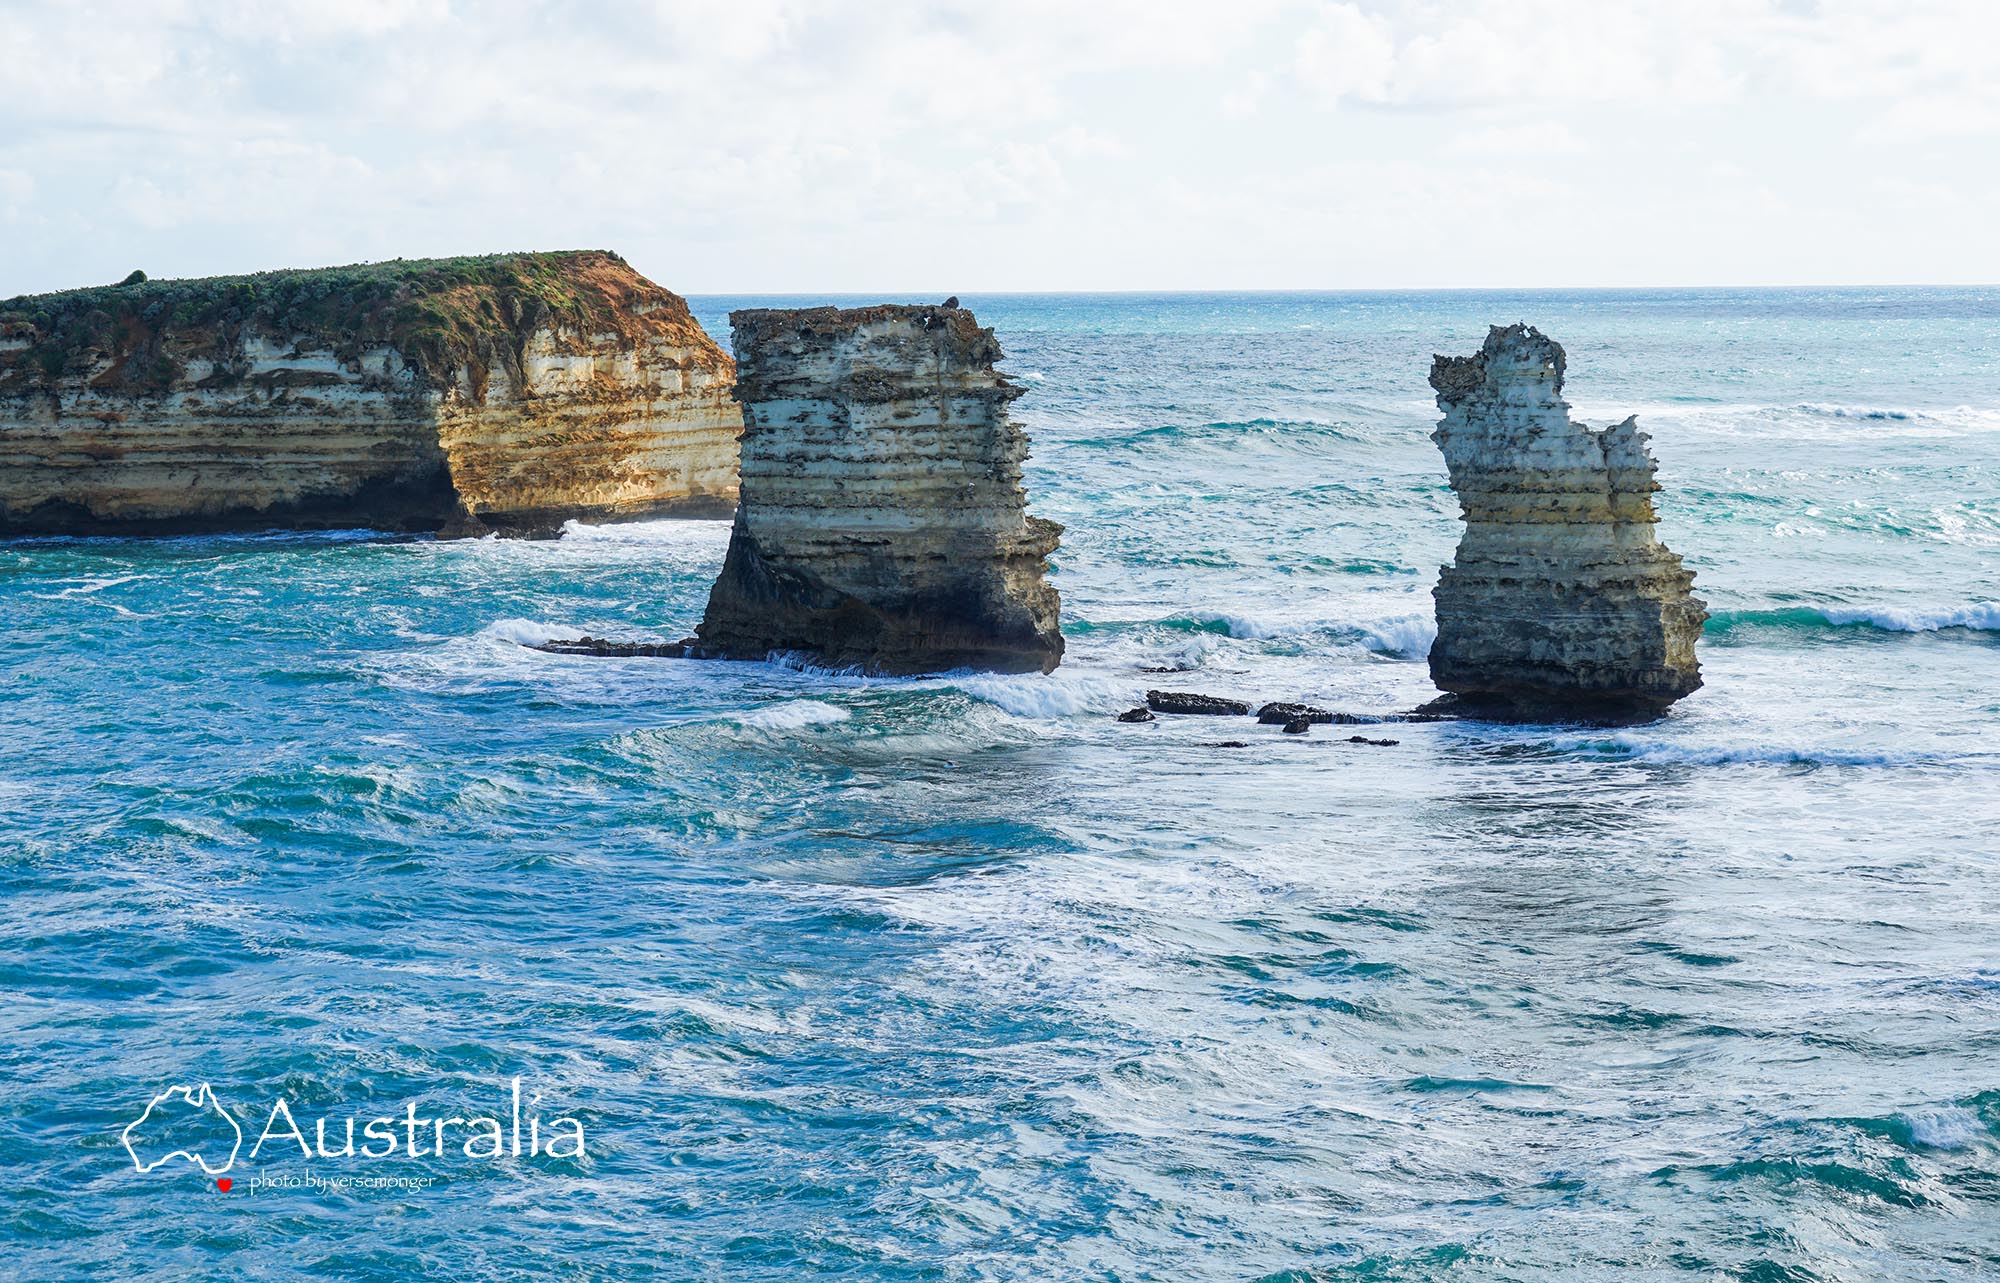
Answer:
1065;417;1368;451
725;700;852;730
1821;603;2000;632
1792;402;1995;425
1180;610;1436;658
1707;603;2000;637
1541;731;1920;768
1899;1106;1986;1151
1569;399;2000;438
943;673;1129;718
1354;615;1438;657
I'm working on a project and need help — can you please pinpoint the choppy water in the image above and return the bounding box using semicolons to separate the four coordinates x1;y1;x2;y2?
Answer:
4;289;1998;1281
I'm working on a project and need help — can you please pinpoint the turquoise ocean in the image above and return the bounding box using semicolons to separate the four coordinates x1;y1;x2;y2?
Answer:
3;288;1997;1280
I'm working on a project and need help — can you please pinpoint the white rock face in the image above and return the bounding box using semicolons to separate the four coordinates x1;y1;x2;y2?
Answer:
694;304;1063;674
1427;324;1706;718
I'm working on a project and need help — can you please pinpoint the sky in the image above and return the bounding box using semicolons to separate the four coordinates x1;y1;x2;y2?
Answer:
3;0;1998;296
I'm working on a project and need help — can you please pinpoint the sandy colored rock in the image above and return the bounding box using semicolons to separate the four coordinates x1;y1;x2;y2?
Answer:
0;252;739;536
694;304;1062;674
1426;323;1706;719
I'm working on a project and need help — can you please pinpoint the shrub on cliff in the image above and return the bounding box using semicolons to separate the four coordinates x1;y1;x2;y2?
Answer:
0;251;683;399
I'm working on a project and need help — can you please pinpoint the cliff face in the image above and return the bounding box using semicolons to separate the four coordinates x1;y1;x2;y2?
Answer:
1427;324;1705;718
0;252;739;536
694;304;1063;674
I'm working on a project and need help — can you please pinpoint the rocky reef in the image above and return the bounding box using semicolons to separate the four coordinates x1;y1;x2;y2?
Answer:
1426;324;1706;719
0;252;740;536
692;303;1063;674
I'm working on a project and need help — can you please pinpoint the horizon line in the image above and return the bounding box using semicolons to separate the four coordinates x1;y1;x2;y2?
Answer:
8;264;1998;303
674;282;1999;297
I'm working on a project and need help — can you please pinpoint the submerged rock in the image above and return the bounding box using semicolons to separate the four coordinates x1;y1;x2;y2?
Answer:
0;252;741;536
1255;702;1383;725
1146;690;1251;716
1116;707;1156;723
534;636;695;658
1425;324;1707;720
1347;735;1399;747
1258;701;1329;725
693;304;1063;675
1281;716;1313;735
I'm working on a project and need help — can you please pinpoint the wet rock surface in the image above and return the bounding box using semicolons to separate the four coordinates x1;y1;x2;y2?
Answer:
534;635;697;658
1146;690;1252;716
1254;702;1384;726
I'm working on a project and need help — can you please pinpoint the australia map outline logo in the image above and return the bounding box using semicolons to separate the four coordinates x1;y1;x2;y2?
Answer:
121;1083;243;1175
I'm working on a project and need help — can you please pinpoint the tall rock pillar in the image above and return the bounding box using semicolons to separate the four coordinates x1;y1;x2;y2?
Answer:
694;304;1064;675
1426;324;1706;719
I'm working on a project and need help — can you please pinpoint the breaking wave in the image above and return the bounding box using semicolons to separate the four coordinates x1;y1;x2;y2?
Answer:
477;617;577;647
942;673;1129;719
1539;731;1925;768
1585;400;2000;435
1707;603;2000;637
559;517;734;547
1138;611;1437;658
726;700;852;730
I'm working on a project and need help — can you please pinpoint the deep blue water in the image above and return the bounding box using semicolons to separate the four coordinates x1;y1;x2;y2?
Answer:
3;288;1998;1281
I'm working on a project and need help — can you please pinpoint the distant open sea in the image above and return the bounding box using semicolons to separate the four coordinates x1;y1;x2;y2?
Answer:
3;288;1997;1281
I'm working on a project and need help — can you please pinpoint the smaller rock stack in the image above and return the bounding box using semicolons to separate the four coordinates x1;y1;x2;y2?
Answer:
694;304;1064;674
1426;324;1706;719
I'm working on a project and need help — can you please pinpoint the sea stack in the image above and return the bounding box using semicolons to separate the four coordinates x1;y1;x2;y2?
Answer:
694;303;1063;674
0;252;740;536
1425;323;1706;719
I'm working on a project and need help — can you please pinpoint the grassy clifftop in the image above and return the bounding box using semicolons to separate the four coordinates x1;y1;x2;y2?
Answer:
0;250;724;397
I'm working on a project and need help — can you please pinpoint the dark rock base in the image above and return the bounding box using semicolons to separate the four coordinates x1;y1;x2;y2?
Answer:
1147;690;1251;716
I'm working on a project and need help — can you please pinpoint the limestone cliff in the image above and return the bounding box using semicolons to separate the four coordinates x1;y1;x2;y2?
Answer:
693;304;1063;674
1426;324;1705;718
0;252;739;536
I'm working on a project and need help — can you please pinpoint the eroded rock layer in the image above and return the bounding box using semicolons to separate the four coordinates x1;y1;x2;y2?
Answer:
0;252;740;536
1427;324;1706;718
695;304;1063;674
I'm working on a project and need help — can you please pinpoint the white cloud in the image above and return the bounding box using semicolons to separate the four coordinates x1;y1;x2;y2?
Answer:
1445;121;1589;157
1294;4;1397;103
0;169;32;220
0;0;1996;293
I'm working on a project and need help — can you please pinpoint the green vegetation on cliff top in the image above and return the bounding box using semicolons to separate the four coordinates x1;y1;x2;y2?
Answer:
0;250;666;393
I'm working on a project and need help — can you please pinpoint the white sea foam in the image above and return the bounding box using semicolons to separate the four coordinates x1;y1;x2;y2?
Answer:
1359;614;1438;658
727;700;853;730
32;573;150;599
559;517;734;547
1197;610;1436;658
1902;1106;1984;1150
1207;611;1281;640
945;673;1127;719
1791;402;2000;428
1820;602;2000;633
477;618;579;647
1545;731;1913;768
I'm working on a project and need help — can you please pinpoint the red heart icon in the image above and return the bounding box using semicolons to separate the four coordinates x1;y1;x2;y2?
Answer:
216;1178;232;1192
